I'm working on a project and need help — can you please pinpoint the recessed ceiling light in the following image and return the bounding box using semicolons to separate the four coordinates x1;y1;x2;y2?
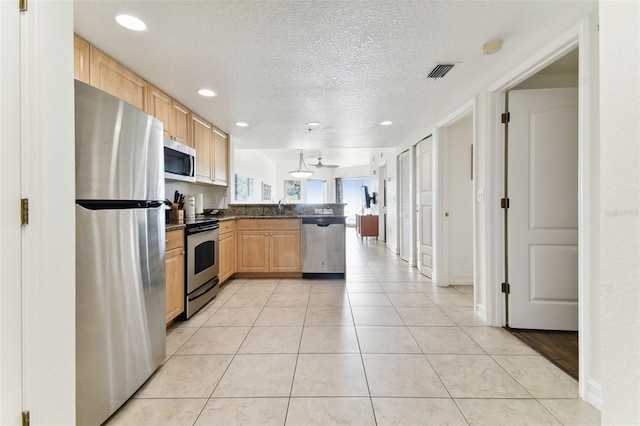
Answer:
379;121;393;126
307;122;320;127
115;14;146;32
197;89;217;97
235;122;249;127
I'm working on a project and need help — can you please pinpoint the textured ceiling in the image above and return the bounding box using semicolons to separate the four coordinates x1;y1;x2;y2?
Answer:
74;1;595;167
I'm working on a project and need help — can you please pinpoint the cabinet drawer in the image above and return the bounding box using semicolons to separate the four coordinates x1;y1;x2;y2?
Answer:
237;219;300;231
166;229;184;251
219;220;236;235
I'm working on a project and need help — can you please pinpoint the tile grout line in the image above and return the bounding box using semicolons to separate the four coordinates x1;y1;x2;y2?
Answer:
349;264;379;425
282;279;313;426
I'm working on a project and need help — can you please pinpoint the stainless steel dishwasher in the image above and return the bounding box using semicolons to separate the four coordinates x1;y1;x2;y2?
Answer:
302;216;346;279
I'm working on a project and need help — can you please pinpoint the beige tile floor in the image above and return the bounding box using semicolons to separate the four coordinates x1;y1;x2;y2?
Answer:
108;228;600;425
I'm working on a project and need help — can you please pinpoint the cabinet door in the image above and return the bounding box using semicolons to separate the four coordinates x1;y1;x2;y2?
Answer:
89;46;147;110
165;247;185;324
269;230;301;273
213;129;228;185
219;231;236;283
73;35;90;83
192;114;212;183
147;85;173;139
173;102;191;147
236;231;269;273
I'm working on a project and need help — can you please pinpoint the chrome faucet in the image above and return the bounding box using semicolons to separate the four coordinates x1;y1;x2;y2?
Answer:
276;200;285;215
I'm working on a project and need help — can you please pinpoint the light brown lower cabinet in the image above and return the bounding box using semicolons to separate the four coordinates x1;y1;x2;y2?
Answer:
165;229;185;324
219;220;236;283
236;219;301;273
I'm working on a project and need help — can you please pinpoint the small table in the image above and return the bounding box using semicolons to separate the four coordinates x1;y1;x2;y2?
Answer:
356;214;378;239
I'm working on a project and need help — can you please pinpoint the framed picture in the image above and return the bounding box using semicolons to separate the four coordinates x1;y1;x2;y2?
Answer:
235;174;247;201
285;179;301;201
262;183;272;201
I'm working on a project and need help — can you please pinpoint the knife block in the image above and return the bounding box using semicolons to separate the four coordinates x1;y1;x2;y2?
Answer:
169;204;184;224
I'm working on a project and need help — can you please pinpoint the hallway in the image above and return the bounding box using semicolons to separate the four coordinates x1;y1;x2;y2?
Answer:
108;228;600;425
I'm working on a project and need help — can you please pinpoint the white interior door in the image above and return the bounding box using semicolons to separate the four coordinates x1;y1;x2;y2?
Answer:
416;138;433;277
1;1;23;423
507;87;578;330
399;151;411;262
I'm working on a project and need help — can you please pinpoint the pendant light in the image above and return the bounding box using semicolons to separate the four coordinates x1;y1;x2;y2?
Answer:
289;151;314;179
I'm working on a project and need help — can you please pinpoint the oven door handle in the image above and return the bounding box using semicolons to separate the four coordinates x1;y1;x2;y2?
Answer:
188;277;219;301
187;223;219;234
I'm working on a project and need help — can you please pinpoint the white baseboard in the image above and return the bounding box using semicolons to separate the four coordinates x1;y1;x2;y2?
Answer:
386;242;398;254
449;274;473;285
475;304;487;323
582;378;602;411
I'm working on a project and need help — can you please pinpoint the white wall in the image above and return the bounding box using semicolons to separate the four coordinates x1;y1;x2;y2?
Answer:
232;149;277;203
369;149;396;216
446;115;474;284
599;1;640;423
513;72;578;90
165;181;227;209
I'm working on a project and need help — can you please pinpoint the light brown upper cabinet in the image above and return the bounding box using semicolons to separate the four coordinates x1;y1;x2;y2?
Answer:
74;34;229;184
172;102;191;147
192;114;213;183
147;85;192;147
74;35;90;84
89;46;147;111
212;128;229;186
147;85;172;138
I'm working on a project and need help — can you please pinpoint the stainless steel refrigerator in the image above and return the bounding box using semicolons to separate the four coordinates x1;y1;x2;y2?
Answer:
75;80;166;425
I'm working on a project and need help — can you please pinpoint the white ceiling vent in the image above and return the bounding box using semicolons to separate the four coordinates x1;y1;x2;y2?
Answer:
427;64;455;79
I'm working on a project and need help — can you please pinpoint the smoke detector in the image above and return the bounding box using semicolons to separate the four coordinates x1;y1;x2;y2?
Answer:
482;40;503;55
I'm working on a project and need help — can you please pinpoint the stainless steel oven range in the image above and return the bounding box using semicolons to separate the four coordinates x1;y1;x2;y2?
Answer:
184;219;220;318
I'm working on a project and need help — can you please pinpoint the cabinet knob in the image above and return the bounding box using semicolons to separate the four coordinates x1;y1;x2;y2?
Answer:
264;232;268;236
165;239;169;243
181;251;185;255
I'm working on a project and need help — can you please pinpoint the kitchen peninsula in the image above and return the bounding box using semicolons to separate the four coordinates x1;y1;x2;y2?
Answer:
164;203;347;323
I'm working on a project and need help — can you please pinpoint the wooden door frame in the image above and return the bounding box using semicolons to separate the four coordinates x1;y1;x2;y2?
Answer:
483;17;600;407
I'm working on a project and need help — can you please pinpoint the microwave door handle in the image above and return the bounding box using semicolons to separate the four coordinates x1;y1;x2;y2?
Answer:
190;155;195;177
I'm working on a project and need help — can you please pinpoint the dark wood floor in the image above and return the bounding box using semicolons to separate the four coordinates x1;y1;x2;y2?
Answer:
507;328;579;380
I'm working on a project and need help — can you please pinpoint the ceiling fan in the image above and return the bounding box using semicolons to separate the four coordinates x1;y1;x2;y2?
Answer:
311;157;339;169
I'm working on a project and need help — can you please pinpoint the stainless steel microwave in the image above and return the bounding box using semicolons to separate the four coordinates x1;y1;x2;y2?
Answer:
164;138;196;182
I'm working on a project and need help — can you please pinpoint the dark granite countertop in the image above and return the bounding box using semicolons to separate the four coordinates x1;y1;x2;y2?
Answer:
166;214;347;231
165;204;347;232
216;214;347;222
166;223;186;232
